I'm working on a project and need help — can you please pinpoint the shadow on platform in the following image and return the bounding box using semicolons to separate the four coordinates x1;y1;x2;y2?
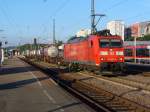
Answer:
0;77;48;90
0;66;37;75
48;102;82;112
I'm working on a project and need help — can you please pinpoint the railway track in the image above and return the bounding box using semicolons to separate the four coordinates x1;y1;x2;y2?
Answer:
109;76;150;92
79;71;150;93
60;74;150;112
21;58;150;112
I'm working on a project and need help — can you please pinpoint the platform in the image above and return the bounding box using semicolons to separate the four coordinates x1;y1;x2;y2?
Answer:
0;58;95;112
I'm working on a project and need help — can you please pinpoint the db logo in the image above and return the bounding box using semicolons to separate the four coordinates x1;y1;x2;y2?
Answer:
110;52;114;55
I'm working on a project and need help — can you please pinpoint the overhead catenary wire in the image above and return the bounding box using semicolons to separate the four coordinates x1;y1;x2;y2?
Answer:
0;5;14;28
39;0;71;42
64;0;130;33
124;11;150;23
0;1;23;43
52;0;71;18
102;0;130;12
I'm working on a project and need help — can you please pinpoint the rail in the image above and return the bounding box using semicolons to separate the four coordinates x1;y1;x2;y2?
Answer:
20;58;150;112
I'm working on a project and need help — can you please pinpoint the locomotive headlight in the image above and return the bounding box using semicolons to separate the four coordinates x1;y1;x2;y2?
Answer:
100;57;104;60
116;51;124;55
119;58;123;61
100;51;108;55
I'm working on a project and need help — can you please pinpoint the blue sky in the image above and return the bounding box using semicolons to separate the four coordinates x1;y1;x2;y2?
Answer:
0;0;150;46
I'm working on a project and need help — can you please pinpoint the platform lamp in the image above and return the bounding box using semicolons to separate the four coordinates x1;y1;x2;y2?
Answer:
134;36;137;63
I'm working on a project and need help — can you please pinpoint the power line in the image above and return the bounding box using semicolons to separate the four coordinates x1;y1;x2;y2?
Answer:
52;0;71;18
0;5;14;28
102;0;130;12
66;0;130;30
124;11;150;24
0;1;22;39
39;0;71;42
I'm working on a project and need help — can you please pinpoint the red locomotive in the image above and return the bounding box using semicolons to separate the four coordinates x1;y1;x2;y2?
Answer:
64;30;125;72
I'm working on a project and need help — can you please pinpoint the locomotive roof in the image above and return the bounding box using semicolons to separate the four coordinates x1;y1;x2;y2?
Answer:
67;35;121;44
66;29;122;44
67;36;87;43
124;41;150;46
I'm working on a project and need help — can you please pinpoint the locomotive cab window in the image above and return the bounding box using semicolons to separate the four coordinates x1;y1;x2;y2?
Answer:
99;39;109;48
110;39;122;48
100;39;122;48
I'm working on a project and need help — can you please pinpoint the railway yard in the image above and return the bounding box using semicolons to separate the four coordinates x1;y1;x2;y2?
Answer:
0;0;150;112
1;57;148;112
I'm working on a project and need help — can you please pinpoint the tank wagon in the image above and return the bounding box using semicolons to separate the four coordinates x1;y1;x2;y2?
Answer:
42;45;59;63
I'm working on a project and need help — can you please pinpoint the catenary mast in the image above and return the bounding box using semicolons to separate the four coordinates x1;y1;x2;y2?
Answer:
91;0;105;34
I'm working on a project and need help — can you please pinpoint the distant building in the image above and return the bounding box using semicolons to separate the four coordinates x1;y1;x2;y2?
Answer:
139;21;150;36
130;23;140;37
144;22;150;35
107;20;125;41
130;21;150;37
76;29;91;37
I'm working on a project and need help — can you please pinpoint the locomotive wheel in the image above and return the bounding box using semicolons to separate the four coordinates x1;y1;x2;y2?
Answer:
120;63;127;73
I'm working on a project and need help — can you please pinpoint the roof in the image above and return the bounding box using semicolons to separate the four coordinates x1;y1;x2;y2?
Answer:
124;41;150;46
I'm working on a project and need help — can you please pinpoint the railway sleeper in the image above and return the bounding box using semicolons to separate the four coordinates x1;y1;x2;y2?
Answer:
91;93;108;97
73;88;113;102
74;88;95;96
111;107;134;112
90;95;110;99
109;100;149;112
72;81;150;111
105;102;131;109
86;94;109;100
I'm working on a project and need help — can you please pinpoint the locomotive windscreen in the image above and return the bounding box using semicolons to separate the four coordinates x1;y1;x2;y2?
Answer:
110;39;122;48
100;39;109;48
100;39;122;48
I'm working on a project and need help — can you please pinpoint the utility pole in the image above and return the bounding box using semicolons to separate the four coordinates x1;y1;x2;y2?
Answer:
34;38;37;59
53;19;56;45
91;0;105;34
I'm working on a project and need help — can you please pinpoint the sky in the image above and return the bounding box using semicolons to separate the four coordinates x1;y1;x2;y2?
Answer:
0;0;150;46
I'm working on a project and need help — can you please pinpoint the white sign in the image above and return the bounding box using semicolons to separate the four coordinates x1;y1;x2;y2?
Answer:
147;46;150;49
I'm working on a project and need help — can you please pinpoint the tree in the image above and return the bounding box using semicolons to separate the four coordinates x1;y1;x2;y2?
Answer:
137;35;150;41
124;36;134;41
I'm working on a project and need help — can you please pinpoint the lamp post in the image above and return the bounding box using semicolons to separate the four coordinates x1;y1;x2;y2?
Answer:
134;36;137;63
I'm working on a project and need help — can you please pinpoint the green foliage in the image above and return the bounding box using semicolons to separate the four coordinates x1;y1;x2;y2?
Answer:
125;36;134;41
56;40;63;46
17;44;39;53
137;35;150;41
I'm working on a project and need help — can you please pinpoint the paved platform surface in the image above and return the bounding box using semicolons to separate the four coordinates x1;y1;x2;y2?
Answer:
0;58;95;112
